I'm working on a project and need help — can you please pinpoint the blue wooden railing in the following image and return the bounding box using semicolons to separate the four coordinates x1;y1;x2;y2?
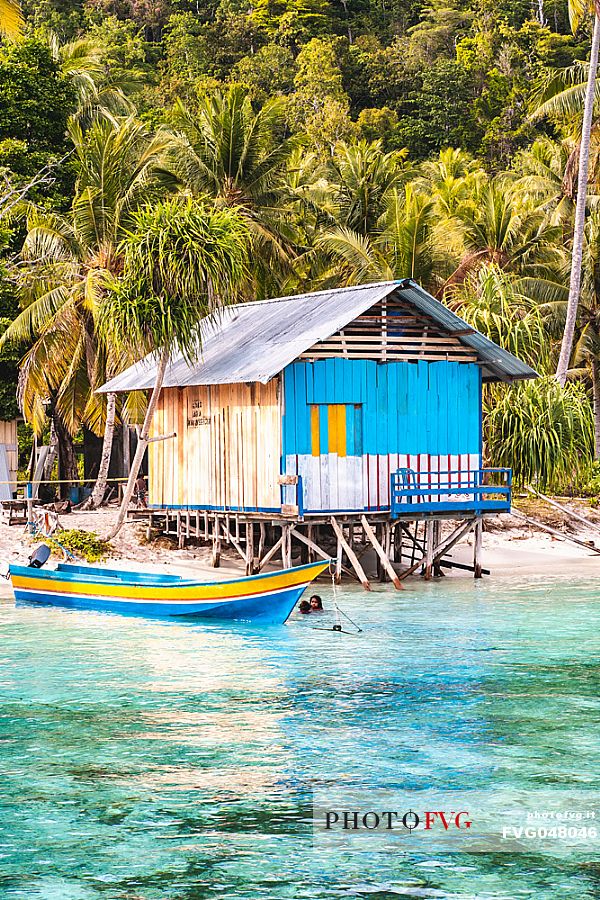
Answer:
390;468;512;517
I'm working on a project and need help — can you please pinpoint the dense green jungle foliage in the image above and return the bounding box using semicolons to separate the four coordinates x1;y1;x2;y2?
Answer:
0;0;599;491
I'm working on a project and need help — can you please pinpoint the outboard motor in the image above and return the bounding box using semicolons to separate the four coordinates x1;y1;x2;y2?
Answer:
28;544;51;569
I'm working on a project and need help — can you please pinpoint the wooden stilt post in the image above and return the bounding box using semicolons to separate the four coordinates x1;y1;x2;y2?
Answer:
282;524;292;569
245;522;255;575
177;511;184;549
334;526;343;583
330;517;371;589
211;515;221;567
360;516;403;590
376;523;388;582
375;524;384;581
258;522;266;562
222;523;248;565
409;521;417;566
384;522;392;579
474;516;483;579
424;519;434;580
307;524;316;562
393;523;402;562
298;524;309;564
432;520;444;577
398;519;472;580
256;534;284;571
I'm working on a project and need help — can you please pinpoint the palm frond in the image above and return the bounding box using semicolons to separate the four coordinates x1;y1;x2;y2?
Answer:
0;0;24;39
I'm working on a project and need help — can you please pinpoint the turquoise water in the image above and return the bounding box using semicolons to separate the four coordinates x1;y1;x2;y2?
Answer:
0;574;599;899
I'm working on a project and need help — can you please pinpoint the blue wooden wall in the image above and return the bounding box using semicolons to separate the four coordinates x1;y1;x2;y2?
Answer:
282;358;482;458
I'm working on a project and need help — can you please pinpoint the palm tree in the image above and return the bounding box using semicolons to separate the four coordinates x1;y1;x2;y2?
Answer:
441;176;564;291
46;32;134;125
326;139;407;235
446;264;552;373
539;209;600;455
319;184;445;292
416;147;483;219
101;196;251;538
514;138;580;227
531;1;600;385
1;115;177;502
169;86;303;295
0;0;23;39
575;210;600;455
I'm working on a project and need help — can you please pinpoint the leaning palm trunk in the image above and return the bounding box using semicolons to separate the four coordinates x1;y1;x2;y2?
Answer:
106;349;169;539
556;13;600;386
55;417;79;500
87;392;116;509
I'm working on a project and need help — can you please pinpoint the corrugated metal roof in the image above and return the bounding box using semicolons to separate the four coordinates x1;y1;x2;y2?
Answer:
98;280;537;393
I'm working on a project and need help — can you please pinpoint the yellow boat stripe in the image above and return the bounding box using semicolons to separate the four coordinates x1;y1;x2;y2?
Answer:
11;562;328;602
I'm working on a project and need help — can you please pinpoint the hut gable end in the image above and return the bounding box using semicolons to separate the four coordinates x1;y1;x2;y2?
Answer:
298;295;478;364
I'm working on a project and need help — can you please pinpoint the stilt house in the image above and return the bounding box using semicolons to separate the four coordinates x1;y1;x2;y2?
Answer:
101;280;535;520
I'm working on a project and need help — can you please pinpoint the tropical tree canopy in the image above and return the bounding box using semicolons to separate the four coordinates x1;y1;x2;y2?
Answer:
0;115;177;437
4;0;600;496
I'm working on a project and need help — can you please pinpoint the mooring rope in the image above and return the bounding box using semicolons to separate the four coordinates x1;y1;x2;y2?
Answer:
311;562;363;634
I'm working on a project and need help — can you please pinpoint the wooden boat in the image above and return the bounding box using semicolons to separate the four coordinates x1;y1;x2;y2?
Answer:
8;559;329;625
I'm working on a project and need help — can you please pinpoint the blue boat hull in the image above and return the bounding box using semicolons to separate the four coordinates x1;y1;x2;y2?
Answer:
9;560;329;625
12;584;308;623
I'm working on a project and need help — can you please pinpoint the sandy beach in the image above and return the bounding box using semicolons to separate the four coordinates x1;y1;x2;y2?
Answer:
1;498;599;581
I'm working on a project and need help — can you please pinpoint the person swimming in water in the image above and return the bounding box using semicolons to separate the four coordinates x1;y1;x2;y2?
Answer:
309;595;323;611
298;599;311;614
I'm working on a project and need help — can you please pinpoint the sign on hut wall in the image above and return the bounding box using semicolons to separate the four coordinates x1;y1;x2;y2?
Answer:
187;400;210;428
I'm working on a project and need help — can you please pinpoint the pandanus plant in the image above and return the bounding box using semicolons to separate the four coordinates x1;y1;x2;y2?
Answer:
101;196;251;539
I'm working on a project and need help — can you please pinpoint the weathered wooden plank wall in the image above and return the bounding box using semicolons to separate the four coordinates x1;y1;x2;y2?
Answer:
0;419;18;488
149;381;281;510
283;358;482;512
